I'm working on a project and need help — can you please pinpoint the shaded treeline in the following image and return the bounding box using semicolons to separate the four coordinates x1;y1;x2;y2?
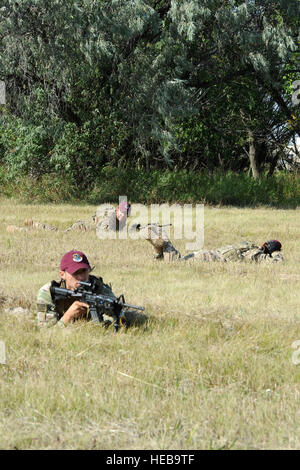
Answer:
0;0;299;186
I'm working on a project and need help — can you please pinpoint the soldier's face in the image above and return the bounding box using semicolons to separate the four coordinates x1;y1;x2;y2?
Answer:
60;268;90;290
116;208;126;221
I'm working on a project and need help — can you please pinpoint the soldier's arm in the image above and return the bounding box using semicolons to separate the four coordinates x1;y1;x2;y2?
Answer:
36;282;63;328
271;252;284;262
37;282;89;327
256;251;284;263
60;301;90;325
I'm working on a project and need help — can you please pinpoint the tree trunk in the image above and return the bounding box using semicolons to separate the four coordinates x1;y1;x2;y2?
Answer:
248;129;260;179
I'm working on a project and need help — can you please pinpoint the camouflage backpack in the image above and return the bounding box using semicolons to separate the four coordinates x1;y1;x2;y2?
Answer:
216;241;257;261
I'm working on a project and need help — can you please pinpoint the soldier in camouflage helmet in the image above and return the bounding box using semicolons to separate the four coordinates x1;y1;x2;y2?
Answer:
36;250;144;328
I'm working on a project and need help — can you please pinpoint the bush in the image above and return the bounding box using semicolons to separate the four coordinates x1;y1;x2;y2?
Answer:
0;113;130;184
1;166;300;207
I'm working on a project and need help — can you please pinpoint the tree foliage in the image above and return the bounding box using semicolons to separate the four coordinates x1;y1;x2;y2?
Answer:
0;0;299;181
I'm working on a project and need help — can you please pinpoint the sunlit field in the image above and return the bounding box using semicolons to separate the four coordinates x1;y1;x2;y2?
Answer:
0;199;300;449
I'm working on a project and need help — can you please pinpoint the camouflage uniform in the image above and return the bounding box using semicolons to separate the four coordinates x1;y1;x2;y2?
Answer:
94;205;115;226
64;218;95;232
6;220;58;232
22;216;96;232
181;250;223;262
215;241;258;261
24;219;58;231
96;210;126;233
182;241;284;263
6;225;27;233
240;247;284;263
135;230;284;263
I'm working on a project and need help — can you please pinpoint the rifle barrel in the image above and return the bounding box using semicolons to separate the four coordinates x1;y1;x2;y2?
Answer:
122;303;145;311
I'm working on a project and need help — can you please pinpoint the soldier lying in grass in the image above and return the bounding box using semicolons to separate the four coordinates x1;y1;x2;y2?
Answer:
6;220;58;232
36;250;146;328
8;202;132;234
132;223;283;263
65;201;132;233
180;240;284;263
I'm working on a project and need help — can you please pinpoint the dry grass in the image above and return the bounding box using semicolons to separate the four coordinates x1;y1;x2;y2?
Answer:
0;199;300;449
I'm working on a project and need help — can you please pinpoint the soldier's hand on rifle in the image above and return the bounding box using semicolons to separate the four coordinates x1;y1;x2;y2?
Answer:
61;301;89;325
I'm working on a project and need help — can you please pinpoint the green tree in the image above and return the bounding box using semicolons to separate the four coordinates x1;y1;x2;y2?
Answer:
0;0;299;180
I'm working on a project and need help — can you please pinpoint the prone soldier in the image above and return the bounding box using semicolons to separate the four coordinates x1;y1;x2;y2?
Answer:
183;240;284;263
36;250;146;328
131;223;284;263
7;203;132;234
24;219;58;231
6;220;58;232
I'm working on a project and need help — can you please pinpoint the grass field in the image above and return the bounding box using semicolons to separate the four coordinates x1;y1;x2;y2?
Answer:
0;199;300;450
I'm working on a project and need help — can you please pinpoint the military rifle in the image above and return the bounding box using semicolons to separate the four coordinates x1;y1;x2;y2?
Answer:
130;222;172;232
50;281;144;332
